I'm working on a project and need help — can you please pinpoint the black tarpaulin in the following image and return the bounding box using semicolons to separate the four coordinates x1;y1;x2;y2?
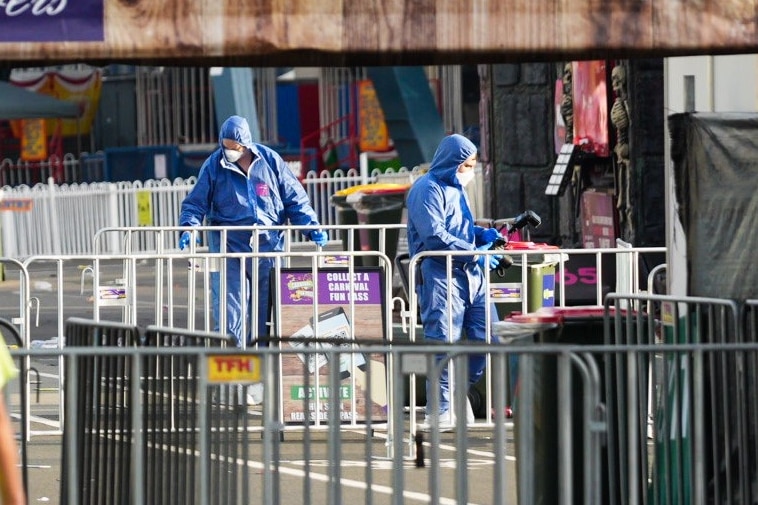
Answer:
669;112;758;300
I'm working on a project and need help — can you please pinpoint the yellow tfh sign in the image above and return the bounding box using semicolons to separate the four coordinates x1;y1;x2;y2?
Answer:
207;355;261;383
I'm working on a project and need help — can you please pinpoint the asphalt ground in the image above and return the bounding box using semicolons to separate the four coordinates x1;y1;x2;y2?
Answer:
14;411;518;505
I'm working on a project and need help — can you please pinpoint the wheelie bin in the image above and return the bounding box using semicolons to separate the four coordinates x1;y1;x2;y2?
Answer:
497;306;611;505
330;190;361;259
346;184;410;267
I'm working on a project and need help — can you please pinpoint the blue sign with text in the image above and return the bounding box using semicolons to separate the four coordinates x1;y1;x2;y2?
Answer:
0;0;104;42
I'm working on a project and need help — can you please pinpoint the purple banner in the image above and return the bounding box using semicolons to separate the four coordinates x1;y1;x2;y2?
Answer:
280;270;382;306
0;0;104;42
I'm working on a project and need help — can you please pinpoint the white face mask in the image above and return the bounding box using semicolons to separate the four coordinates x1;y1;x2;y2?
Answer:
456;170;475;187
224;148;244;163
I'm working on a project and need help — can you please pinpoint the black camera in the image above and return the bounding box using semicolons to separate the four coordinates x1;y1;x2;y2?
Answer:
487;209;542;277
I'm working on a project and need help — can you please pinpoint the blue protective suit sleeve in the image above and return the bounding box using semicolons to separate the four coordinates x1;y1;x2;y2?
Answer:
408;182;476;262
179;159;214;227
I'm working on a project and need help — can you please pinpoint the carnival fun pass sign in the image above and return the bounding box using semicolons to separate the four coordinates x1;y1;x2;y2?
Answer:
276;268;387;424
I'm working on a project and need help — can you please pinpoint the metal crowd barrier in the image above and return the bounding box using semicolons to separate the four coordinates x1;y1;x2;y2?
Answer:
13;240;396;438
5;293;757;505
61;318;143;505
61;318;234;505
402;246;662;427
2;234;664;441
603;292;758;505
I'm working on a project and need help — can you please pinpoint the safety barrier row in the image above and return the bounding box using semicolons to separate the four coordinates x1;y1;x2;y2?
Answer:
1;233;665;441
5;291;758;504
5;238;398;440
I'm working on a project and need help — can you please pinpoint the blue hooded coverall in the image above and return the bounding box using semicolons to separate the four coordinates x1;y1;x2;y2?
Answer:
179;116;321;347
405;133;498;416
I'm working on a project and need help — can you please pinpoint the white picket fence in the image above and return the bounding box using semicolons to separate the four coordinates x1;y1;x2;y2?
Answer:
0;162;433;258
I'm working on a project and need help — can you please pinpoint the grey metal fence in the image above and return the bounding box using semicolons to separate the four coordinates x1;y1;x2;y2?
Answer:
7;293;758;504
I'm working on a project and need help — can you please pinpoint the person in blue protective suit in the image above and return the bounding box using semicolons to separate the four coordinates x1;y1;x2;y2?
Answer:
179;115;328;353
405;133;504;428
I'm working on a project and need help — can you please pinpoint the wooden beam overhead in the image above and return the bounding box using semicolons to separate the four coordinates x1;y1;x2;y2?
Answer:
0;0;756;66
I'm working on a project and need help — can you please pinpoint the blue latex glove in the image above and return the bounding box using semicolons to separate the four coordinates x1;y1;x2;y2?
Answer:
476;243;502;270
480;228;501;244
310;230;328;247
178;231;199;250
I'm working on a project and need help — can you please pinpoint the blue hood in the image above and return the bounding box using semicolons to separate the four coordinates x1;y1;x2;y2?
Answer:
405;134;483;264
428;133;477;187
219;115;254;149
219;115;255;167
